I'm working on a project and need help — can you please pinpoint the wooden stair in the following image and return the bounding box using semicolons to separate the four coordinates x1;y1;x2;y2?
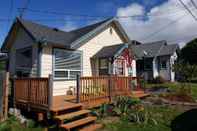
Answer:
60;116;97;130
52;102;101;131
54;110;90;120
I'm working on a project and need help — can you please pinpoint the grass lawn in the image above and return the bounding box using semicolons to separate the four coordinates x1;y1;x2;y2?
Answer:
0;116;44;131
146;82;197;100
100;105;184;131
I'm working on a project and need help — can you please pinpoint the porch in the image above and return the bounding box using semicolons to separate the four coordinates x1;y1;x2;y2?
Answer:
13;75;148;130
13;75;146;112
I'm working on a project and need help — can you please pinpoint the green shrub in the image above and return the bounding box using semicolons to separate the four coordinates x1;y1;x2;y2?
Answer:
26;119;36;128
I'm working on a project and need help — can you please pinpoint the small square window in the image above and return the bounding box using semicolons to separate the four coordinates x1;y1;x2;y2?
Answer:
160;60;167;69
99;59;108;69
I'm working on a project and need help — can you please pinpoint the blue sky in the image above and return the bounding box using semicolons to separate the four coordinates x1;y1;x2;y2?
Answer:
0;0;197;47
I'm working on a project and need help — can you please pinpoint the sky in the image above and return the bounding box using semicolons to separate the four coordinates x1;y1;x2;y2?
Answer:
0;0;197;48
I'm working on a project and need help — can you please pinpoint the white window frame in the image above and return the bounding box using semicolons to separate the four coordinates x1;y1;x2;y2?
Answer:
53;49;82;80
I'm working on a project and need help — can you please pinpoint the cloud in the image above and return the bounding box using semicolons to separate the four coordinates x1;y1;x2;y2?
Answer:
61;21;77;31
116;0;197;48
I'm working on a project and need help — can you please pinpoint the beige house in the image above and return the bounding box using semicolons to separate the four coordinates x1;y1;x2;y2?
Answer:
1;18;139;96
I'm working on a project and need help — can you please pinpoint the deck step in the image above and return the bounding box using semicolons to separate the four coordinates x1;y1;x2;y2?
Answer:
60;116;97;130
133;91;145;94
55;110;90;120
51;103;82;113
79;123;103;131
132;93;150;98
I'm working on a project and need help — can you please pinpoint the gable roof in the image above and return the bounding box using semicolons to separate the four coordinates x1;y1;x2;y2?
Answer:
130;40;179;59
1;17;130;52
92;44;126;58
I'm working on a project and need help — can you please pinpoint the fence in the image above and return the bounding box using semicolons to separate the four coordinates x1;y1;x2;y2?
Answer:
14;75;53;111
77;76;141;103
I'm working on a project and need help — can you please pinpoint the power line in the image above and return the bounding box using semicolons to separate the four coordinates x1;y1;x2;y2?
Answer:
178;0;197;21
17;6;195;19
6;0;13;32
141;14;187;41
191;0;197;10
19;0;31;18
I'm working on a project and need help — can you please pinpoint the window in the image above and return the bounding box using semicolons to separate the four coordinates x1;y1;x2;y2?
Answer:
160;60;167;69
99;59;108;75
54;49;81;80
114;59;125;75
16;47;32;68
144;58;153;70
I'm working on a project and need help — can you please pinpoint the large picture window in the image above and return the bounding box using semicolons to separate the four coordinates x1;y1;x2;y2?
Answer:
54;49;81;80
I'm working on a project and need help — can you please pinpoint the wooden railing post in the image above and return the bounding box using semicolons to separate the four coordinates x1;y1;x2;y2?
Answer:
48;74;53;110
13;77;16;109
76;74;80;103
4;72;9;120
108;75;112;102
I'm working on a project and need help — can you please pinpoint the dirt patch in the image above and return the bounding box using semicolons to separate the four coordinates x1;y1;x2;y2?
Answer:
162;94;195;103
100;116;120;124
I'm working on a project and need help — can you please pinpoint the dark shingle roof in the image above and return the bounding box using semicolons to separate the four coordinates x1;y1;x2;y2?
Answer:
18;18;111;48
93;44;126;58
130;40;179;59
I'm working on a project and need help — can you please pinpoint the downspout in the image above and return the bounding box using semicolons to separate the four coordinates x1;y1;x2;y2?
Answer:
37;42;42;77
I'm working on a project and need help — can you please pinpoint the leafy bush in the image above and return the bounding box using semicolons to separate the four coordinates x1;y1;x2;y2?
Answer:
127;108;157;125
112;96;141;116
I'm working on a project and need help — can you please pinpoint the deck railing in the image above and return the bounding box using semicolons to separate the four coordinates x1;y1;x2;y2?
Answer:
77;76;141;103
14;76;53;111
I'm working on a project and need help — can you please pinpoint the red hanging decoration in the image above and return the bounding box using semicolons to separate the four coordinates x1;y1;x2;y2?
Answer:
122;48;133;67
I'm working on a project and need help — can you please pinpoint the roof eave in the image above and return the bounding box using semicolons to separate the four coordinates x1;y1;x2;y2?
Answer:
70;18;130;49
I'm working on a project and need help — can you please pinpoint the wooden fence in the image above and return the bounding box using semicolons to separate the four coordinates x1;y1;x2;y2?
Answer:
14;76;53;111
77;76;141;103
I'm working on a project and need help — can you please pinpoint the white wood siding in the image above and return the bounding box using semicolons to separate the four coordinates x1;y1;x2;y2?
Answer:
40;46;53;77
78;26;124;76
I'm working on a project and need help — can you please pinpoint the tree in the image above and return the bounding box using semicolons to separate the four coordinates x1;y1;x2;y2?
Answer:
180;38;197;65
173;62;197;92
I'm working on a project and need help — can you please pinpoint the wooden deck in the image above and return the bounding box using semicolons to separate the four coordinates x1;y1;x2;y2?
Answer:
14;76;146;112
51;91;149;111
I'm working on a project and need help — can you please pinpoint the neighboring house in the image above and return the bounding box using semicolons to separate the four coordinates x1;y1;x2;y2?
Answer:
130;40;179;82
1;17;133;96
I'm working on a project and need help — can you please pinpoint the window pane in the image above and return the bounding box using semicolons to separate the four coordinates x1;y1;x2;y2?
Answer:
54;49;81;79
55;50;81;70
161;60;167;69
54;71;68;78
70;71;81;79
16;47;32;68
99;59;108;69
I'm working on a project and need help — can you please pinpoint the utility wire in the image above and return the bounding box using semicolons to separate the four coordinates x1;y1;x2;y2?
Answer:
19;0;31;18
6;0;13;32
141;14;187;41
17;7;195;19
191;0;197;10
178;0;197;21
